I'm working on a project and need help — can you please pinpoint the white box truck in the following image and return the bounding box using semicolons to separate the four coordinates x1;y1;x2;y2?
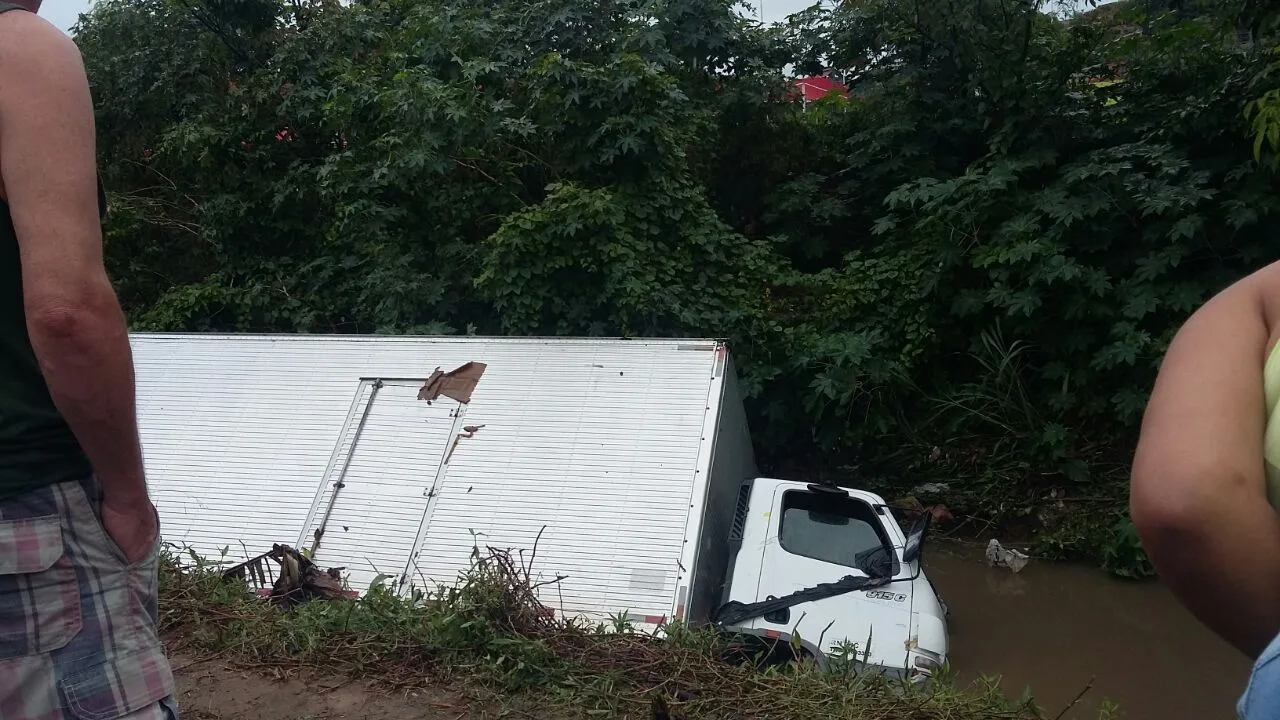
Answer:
131;334;948;678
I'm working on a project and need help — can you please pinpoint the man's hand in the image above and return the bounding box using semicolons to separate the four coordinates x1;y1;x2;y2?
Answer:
101;493;159;565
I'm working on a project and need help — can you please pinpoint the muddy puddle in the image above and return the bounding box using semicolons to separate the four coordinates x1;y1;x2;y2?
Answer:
925;542;1250;719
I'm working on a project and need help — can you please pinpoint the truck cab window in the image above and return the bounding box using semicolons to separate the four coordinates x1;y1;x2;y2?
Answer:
779;491;888;568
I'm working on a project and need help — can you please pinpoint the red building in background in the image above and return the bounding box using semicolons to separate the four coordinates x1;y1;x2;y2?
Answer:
791;75;849;109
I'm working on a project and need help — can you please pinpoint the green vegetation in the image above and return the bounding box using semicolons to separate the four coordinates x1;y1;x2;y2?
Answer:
162;545;1060;719
77;0;1280;577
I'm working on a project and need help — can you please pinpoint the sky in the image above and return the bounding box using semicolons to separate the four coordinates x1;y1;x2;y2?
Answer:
45;0;1109;35
45;0;822;34
41;1;92;34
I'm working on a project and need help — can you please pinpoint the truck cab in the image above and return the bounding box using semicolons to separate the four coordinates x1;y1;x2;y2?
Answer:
714;477;948;679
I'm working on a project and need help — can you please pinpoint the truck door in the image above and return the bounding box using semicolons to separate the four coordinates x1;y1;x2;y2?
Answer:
750;487;912;666
298;379;464;592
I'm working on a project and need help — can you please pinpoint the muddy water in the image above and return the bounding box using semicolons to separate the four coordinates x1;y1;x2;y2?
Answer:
925;542;1250;719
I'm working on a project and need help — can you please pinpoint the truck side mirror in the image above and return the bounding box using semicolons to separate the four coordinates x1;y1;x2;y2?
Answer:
902;512;932;564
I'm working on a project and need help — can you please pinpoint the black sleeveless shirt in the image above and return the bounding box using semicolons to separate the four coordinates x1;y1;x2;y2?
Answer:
0;2;94;499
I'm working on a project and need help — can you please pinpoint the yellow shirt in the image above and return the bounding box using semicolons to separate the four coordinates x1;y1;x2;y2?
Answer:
1264;341;1280;509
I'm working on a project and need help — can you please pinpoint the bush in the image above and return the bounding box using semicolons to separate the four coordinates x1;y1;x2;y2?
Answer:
80;0;1280;576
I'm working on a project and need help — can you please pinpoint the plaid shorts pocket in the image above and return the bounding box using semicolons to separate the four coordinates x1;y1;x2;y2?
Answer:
0;514;82;659
60;646;176;720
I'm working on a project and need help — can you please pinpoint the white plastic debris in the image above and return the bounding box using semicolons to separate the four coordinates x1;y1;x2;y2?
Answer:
985;539;1030;573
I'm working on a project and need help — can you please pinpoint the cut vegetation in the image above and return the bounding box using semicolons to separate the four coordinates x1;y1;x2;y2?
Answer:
160;547;1046;720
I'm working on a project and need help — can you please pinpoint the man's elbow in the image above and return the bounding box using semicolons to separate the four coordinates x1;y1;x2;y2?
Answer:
25;282;126;346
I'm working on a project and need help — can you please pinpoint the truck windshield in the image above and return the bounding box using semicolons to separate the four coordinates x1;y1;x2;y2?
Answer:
779;491;889;569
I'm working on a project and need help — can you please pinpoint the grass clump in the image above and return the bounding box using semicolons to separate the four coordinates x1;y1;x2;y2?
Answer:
160;545;1046;719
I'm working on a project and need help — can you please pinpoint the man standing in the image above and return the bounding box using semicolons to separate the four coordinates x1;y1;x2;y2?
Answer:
0;2;178;718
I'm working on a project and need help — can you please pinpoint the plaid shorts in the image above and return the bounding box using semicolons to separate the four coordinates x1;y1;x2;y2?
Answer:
0;476;178;719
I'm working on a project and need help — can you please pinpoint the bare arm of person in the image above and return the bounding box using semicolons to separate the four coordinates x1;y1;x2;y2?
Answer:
0;11;157;561
1132;262;1280;660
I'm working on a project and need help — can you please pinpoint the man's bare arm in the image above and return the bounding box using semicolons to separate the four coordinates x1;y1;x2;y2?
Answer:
1131;265;1280;659
0;14;152;521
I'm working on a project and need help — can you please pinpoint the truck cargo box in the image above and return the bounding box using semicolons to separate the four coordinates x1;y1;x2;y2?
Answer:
132;334;755;626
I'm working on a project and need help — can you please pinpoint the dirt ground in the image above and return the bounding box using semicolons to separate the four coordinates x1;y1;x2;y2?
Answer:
171;655;491;720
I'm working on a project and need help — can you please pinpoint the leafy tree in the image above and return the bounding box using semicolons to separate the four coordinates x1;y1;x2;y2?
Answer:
77;0;1280;574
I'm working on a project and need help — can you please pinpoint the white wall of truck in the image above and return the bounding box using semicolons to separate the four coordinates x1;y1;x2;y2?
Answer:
132;334;748;626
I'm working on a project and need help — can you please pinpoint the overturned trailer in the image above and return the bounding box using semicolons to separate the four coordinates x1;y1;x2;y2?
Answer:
133;334;947;676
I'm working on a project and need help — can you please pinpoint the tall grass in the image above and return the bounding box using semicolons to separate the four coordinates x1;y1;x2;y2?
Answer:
159;545;1054;719
900;324;1149;577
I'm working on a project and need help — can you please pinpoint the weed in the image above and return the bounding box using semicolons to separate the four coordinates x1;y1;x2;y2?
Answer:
1032;509;1155;579
889;324;1152;578
159;543;1075;719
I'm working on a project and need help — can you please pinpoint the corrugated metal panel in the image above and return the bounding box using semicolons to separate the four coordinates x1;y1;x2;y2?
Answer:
132;334;723;620
301;381;462;590
403;346;716;619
